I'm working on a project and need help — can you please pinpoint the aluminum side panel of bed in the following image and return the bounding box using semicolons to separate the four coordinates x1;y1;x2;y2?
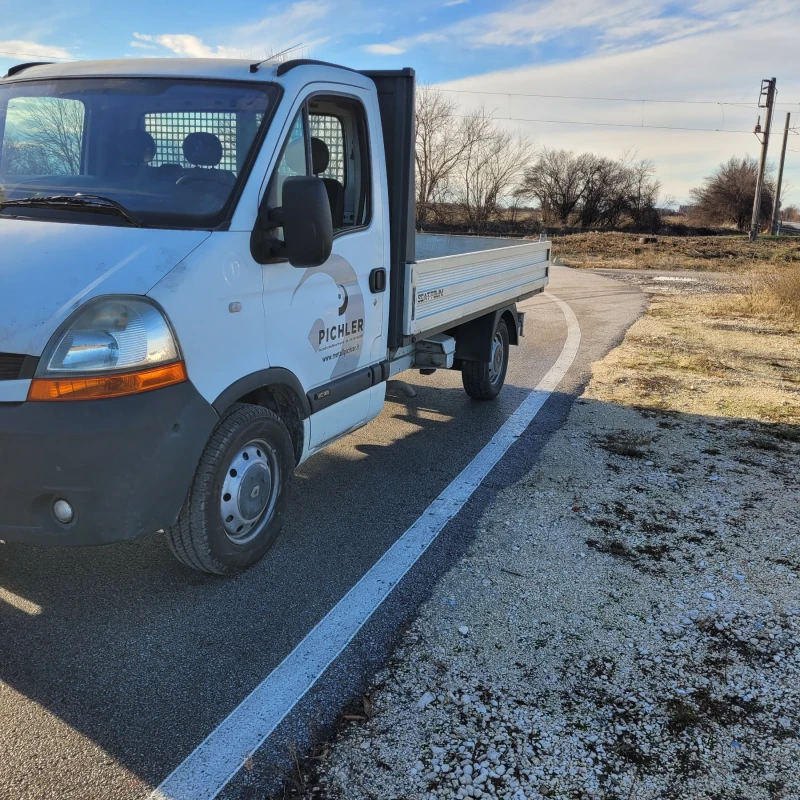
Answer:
403;240;551;339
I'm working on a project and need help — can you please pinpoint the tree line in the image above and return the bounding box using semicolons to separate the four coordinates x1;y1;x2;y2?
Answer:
415;87;789;234
415;87;664;232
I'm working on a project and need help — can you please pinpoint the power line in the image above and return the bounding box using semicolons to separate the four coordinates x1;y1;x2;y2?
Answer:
439;87;800;108
447;112;757;134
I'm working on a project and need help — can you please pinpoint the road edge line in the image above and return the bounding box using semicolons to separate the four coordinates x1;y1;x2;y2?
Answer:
150;291;581;800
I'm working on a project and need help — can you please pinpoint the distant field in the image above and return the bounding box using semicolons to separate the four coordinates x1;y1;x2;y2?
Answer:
552;231;800;272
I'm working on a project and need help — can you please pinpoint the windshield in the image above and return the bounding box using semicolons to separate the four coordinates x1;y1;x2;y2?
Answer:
0;77;279;228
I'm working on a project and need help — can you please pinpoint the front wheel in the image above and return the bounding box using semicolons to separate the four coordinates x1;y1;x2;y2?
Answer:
461;318;510;401
166;403;295;575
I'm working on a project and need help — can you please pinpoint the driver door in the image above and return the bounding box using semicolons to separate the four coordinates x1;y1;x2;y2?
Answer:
260;86;388;451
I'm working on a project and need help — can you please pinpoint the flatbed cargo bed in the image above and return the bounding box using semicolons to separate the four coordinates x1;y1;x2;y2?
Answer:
404;235;551;340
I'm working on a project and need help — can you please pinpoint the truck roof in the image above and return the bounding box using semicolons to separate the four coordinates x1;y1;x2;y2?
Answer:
1;57;360;83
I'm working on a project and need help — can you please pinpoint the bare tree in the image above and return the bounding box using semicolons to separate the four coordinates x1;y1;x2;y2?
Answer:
517;148;661;231
661;194;677;212
1;140;55;176
415;86;485;226
625;158;662;231
689;155;775;231
456;111;533;229
576;156;627;229
517;149;594;225
3;97;84;176
781;204;800;222
414;91;536;230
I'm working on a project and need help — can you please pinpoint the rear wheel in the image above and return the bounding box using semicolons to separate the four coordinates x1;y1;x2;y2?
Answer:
461;318;510;401
166;403;295;575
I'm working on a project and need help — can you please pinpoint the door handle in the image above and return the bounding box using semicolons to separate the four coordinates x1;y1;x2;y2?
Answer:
369;268;387;294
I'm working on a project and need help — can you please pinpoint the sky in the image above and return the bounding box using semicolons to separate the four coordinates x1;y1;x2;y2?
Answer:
1;0;799;207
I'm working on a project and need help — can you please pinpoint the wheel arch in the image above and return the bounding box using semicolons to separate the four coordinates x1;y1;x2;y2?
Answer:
212;368;310;464
452;305;519;363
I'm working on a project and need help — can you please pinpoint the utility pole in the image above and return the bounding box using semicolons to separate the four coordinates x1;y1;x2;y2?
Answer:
750;77;776;241
770;112;791;235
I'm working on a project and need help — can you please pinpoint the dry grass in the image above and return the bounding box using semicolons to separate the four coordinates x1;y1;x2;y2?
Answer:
585;278;800;426
564;229;800;426
553;231;800;272
703;264;800;326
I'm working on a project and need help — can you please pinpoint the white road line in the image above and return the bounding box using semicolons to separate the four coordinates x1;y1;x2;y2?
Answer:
150;292;581;800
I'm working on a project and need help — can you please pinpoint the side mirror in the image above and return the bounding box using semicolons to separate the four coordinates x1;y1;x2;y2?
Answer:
266;176;333;268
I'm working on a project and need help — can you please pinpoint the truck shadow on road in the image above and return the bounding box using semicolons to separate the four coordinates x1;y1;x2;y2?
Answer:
1;388;796;796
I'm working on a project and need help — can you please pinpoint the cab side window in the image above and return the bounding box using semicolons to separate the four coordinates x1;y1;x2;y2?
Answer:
308;97;370;230
269;110;307;209
266;96;370;234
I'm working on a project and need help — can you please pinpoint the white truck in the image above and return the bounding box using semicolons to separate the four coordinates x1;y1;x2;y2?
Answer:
0;58;550;574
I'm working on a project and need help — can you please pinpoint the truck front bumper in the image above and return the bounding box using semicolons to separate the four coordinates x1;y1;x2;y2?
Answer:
0;382;218;546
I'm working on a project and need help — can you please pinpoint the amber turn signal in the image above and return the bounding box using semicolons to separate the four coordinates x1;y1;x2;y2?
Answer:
28;362;188;401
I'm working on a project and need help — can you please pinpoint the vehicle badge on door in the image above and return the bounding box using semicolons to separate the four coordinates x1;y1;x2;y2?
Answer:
292;255;365;378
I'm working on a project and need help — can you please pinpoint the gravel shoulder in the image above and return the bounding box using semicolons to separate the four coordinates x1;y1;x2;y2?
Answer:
287;273;800;800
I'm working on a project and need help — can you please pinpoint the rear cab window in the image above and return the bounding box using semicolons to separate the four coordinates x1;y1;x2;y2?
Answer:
310;114;345;185
144;112;239;173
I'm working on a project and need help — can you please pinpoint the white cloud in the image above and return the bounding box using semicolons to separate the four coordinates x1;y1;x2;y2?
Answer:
132;1;333;60
371;0;758;56
240;0;331;37
0;39;71;60
437;17;800;205
598;16;719;49
364;43;406;55
129;38;157;51
132;31;241;58
146;33;223;58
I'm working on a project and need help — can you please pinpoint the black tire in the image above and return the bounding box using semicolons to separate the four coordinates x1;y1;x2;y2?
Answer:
166;403;295;575
461;318;510;401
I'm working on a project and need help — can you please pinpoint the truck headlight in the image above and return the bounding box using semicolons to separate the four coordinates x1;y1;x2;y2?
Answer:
29;297;187;401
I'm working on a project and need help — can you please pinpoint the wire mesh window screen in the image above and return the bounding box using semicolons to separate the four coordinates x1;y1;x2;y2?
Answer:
310;115;345;183
144;112;238;172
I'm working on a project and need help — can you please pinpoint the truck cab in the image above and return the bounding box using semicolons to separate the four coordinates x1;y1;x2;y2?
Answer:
0;58;549;574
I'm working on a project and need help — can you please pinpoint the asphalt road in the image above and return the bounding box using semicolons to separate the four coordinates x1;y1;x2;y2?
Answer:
0;266;645;800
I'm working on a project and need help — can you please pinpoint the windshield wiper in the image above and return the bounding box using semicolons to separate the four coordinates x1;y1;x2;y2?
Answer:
0;194;144;227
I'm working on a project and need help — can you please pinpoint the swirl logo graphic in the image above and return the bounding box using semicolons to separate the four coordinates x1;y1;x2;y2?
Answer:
291;255;365;378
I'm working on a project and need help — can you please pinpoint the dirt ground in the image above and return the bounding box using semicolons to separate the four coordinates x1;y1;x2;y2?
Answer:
281;264;800;800
553;232;800;274
584;271;800;426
